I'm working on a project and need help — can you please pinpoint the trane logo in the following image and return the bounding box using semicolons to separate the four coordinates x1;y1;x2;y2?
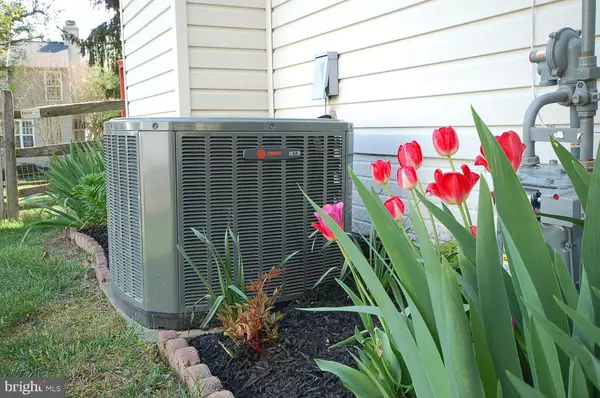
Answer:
244;148;302;161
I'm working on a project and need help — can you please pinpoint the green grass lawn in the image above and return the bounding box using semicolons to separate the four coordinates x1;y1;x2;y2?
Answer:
0;213;190;397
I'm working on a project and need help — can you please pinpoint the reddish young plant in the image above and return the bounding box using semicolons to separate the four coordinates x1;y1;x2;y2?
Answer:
218;267;285;356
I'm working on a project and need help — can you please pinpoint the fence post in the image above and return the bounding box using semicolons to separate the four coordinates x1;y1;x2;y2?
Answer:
2;90;19;219
0;126;4;220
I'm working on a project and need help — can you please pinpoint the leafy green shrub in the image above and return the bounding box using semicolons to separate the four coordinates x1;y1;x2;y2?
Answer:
304;108;600;397
26;141;106;229
71;172;107;226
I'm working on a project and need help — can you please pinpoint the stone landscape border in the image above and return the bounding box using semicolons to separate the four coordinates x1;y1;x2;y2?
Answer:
157;330;234;398
69;228;234;398
69;228;109;284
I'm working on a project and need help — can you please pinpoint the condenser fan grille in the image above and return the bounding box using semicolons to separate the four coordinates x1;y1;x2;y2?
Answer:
105;134;143;302
179;133;345;308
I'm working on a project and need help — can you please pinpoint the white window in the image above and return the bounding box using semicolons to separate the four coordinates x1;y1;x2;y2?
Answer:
15;120;35;148
73;116;88;141
45;71;62;101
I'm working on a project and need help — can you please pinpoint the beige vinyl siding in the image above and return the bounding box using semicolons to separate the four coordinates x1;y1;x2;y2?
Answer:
187;0;269;116
271;0;600;234
121;0;177;117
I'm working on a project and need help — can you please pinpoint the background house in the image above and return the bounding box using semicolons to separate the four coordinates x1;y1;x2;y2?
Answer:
119;0;600;236
3;21;91;167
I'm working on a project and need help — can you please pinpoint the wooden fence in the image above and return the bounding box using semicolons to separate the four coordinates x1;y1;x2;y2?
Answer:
1;90;124;219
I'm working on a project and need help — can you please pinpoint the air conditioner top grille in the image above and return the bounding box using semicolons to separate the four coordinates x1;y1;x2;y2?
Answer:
105;118;353;134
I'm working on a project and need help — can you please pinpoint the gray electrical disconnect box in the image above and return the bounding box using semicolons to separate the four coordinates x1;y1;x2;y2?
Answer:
312;51;339;100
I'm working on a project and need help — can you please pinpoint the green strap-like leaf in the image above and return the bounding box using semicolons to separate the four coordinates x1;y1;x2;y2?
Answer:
409;201;454;397
573;267;595;353
416;190;476;262
374;328;403;387
476;178;523;396
529;316;566;398
349;351;396;398
459;250;478;300
302;184;436;397
553;251;579;310
580;141;600;335
335;278;374;333
555;296;600;347
228;285;249;301
297;305;383;316
469;296;499;398
502;227;567;396
550;136;590;210
201;295;224;329
441;261;486;397
472;107;569;336
403;284;451;398
315;359;383;398
350;171;436;335
506;371;547;398
567;358;589;398
529;307;600;390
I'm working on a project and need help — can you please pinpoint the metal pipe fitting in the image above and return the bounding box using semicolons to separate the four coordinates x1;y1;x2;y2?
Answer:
523;89;570;159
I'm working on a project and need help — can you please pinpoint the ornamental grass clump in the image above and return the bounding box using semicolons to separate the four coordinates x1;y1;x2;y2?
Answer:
303;107;600;397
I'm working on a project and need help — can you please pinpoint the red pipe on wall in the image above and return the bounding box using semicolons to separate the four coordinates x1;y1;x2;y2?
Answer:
118;59;126;117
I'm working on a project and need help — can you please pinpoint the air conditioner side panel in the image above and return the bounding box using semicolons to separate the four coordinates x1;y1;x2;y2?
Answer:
139;131;179;313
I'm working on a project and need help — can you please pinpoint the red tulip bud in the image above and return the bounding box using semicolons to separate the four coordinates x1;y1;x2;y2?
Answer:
397;141;423;170
384;196;405;221
470;225;477;238
433;126;459;157
311;202;344;241
397;166;418;190
370;160;392;185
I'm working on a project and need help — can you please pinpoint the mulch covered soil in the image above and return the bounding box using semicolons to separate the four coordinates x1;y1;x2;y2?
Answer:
190;282;362;398
79;225;109;267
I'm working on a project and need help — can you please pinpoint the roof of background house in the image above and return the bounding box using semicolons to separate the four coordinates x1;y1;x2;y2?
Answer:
6;41;70;69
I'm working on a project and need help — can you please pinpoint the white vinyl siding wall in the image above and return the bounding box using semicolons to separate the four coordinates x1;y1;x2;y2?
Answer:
271;0;600;236
187;0;269;117
121;0;178;117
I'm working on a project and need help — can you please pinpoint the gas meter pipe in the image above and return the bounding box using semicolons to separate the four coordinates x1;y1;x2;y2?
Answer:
523;89;570;159
579;0;597;163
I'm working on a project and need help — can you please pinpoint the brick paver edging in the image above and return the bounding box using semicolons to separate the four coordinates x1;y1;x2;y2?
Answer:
68;229;233;397
69;228;109;284
157;330;234;398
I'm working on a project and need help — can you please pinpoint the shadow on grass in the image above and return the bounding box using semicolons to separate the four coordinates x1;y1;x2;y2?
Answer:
0;213;192;397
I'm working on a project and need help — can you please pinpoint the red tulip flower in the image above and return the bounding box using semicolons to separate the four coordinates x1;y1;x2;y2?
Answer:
370;160;392;185
474;131;526;172
433;126;459;157
470;226;477;238
426;164;480;205
384;196;405;221
397;141;423;170
397;166;418;190
312;202;344;241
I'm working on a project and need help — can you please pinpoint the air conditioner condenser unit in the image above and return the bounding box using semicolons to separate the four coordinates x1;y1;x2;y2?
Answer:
103;118;354;329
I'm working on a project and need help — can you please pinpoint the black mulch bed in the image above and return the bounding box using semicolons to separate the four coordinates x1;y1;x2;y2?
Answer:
190;282;363;398
79;224;109;267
